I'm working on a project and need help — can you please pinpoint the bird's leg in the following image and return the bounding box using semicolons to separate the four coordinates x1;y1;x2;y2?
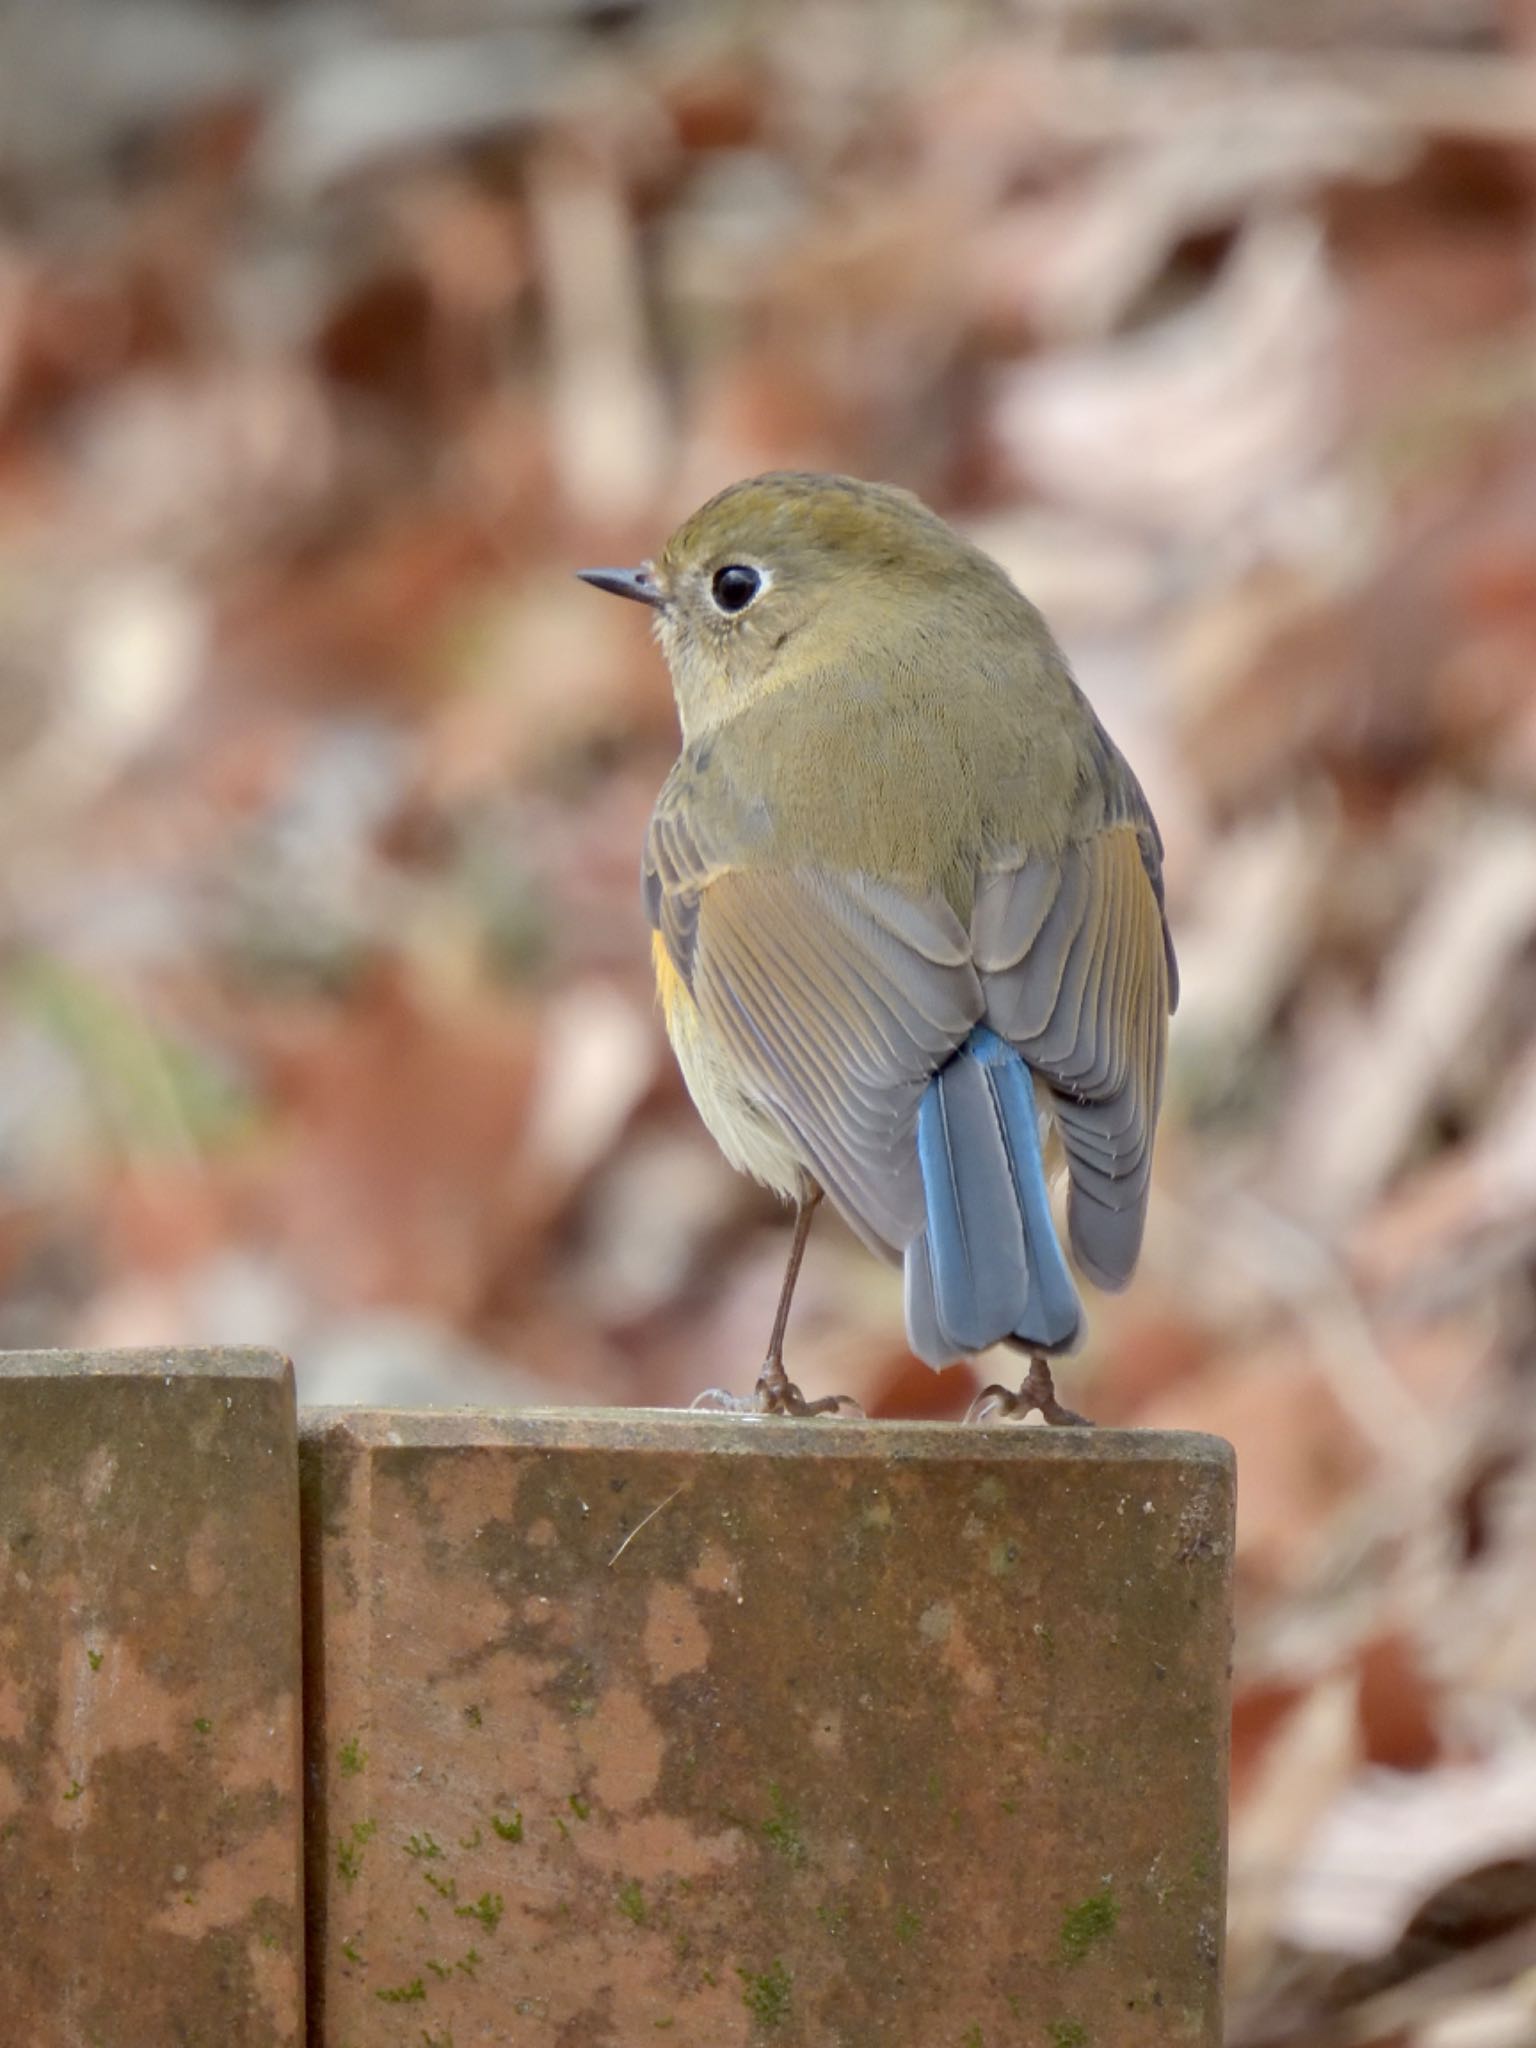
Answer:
692;1185;861;1415
968;1355;1093;1427
752;1186;858;1416
690;1186;861;1416
753;1184;819;1395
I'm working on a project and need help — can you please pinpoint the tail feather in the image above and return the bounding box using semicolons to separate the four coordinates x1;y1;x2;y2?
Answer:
907;1028;1082;1366
984;1035;1084;1346
902;1229;954;1369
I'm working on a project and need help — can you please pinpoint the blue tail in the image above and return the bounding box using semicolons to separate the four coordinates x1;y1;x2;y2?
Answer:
906;1028;1082;1366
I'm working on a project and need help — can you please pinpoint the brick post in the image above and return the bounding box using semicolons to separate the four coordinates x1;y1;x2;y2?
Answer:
0;1349;305;2047
300;1408;1232;2048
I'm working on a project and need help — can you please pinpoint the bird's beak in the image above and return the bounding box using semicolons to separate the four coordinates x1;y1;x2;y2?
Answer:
576;565;665;607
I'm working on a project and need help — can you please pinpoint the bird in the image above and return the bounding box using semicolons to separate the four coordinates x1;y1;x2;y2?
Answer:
579;472;1176;1420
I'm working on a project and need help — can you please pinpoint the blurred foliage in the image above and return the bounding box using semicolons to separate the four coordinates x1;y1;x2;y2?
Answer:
4;2;1536;2040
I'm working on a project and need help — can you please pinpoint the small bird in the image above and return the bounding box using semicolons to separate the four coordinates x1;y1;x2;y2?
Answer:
580;473;1176;1420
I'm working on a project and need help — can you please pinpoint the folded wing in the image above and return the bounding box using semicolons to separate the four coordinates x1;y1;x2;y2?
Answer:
697;868;983;1253
646;771;982;1256
973;822;1173;1289
645;730;1177;1316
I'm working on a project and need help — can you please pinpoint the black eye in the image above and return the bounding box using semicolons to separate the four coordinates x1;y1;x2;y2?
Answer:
711;564;762;613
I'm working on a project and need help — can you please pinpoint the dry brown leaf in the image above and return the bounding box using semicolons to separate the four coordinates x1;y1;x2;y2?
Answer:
1280;808;1536;1223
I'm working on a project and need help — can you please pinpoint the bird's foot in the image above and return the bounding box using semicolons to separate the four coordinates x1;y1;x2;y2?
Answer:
689;1360;862;1418
967;1356;1092;1427
754;1358;863;1416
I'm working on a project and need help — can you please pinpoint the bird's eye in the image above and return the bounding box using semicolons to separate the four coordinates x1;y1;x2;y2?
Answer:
710;564;762;614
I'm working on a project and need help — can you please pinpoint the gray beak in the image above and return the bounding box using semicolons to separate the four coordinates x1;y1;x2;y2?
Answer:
576;566;664;607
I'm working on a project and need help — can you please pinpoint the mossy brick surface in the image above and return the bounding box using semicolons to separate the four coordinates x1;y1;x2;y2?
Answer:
301;1409;1233;2048
0;1348;305;2046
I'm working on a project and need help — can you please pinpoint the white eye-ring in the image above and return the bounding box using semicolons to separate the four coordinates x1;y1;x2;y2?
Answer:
710;564;768;614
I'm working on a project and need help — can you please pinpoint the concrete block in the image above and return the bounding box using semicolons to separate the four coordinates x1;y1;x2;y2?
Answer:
301;1409;1232;2048
0;1348;305;2047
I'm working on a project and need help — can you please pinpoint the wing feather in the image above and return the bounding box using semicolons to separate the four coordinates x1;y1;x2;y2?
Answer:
975;825;1170;1289
645;759;981;1256
696;870;982;1253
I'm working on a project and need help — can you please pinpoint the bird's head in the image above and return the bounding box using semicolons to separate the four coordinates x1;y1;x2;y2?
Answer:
578;471;1015;737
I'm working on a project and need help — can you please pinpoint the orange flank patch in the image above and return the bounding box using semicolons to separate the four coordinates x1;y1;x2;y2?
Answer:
651;931;693;1032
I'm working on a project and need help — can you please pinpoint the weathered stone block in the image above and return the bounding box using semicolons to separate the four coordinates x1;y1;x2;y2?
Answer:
0;1348;305;2047
301;1409;1232;2047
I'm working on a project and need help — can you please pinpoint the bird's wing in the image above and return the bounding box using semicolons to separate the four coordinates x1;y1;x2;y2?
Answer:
645;770;982;1252
973;800;1174;1291
641;755;723;994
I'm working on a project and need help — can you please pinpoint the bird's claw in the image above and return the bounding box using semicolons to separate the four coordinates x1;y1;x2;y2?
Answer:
688;1366;862;1418
690;1385;752;1413
967;1357;1092;1428
754;1361;862;1417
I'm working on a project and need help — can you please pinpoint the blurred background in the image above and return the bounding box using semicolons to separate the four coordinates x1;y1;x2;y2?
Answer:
3;1;1536;2039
